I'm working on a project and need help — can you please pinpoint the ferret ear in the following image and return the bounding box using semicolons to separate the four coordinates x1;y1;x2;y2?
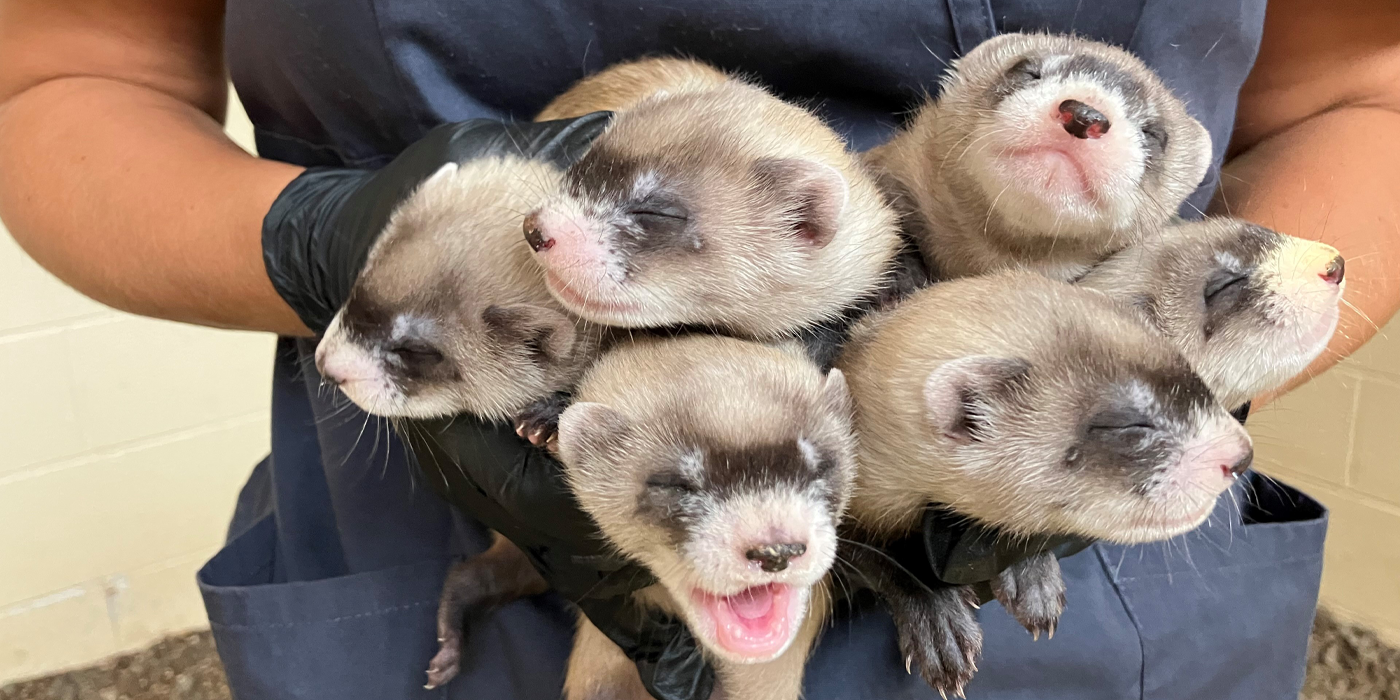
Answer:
481;304;577;361
557;402;633;467
820;368;853;417
923;356;1030;443
423;162;460;188
754;158;849;249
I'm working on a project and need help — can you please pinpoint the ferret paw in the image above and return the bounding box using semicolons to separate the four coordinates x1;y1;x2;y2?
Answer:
424;633;462;689
514;392;571;447
891;585;982;697
991;552;1066;640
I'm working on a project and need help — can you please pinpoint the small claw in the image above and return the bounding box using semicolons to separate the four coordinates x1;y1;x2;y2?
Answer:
906;655;913;674
1048;622;1057;640
969;601;980;610
514;423;527;438
425;684;436;691
939;690;949;700
1032;629;1040;641
955;684;967;699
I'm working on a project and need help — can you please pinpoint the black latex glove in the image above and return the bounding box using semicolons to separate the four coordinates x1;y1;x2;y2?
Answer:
261;113;612;333
261;113;713;700
402;417;714;700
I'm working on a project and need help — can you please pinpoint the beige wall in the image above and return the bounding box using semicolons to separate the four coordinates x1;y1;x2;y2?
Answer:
1250;323;1400;646
0;89;275;684
0;86;1397;684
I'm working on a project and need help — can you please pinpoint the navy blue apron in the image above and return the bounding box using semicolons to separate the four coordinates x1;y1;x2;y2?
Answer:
204;1;1327;698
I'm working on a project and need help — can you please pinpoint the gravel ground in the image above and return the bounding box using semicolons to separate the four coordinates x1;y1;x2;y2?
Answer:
3;609;1396;699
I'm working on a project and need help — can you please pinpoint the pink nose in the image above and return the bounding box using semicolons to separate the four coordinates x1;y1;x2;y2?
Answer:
523;212;555;252
1321;255;1345;285
1220;447;1254;480
1058;99;1110;139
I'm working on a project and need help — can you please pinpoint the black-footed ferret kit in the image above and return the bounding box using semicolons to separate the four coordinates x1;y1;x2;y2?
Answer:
315;157;603;423
523;58;903;340
836;271;1255;694
428;335;858;700
868;32;1213;281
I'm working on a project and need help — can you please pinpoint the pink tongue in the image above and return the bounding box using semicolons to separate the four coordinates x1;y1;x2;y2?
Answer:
695;584;794;660
730;587;775;620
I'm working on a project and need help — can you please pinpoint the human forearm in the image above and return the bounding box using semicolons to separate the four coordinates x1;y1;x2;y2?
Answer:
0;77;308;335
1213;0;1400;403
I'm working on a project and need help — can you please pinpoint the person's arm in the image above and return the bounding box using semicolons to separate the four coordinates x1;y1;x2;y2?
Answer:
1211;0;1400;403
0;0;309;335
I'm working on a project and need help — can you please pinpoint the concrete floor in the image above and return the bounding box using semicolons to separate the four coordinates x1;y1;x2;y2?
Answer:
2;609;1395;700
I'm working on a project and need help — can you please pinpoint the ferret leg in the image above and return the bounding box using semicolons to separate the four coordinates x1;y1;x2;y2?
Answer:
426;533;548;689
840;540;981;697
990;551;1066;640
564;612;653;700
515;391;572;447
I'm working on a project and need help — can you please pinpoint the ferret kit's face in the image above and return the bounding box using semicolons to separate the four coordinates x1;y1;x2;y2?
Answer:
524;82;894;337
937;33;1211;243
558;352;855;665
1081;218;1345;408
315;160;589;420
846;276;1252;544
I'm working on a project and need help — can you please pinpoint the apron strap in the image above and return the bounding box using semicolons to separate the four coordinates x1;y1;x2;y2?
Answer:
946;0;1000;55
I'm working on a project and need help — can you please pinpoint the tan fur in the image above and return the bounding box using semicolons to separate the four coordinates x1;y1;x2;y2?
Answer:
837;271;1243;543
564;614;654;700
556;335;854;700
867;33;1212;281
318;157;603;419
531;58;901;339
537;57;731;120
1078;217;1344;408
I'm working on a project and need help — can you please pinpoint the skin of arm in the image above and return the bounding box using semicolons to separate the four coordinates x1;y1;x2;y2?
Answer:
1212;0;1400;404
0;0;310;335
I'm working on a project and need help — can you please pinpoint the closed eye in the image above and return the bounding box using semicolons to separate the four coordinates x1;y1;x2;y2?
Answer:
645;473;697;493
1204;271;1250;304
387;339;443;365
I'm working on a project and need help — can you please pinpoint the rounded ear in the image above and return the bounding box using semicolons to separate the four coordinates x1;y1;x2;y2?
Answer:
753;158;849;248
923;356;1030;442
481;304;578;361
557;402;632;467
423;161;460;188
820;368;852;417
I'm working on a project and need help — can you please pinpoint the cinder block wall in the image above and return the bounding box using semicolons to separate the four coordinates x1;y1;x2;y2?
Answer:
1250;324;1400;645
0;88;1396;684
0;89;274;683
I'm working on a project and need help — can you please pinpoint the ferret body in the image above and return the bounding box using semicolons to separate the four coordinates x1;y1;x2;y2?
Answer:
555;334;858;700
524;58;902;340
835;271;1252;693
1079;217;1346;409
315;157;601;421
868;33;1213;281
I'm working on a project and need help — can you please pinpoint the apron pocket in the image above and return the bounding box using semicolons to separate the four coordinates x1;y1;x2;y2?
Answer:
1105;473;1327;700
199;515;575;700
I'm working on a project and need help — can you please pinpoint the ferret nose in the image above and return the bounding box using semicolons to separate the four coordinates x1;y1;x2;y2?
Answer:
1321;255;1346;285
1058;99;1111;139
745;542;806;573
1224;447;1254;479
523;212;554;253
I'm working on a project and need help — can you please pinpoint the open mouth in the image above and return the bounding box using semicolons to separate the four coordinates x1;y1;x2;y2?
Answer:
690;583;803;661
544;270;638;317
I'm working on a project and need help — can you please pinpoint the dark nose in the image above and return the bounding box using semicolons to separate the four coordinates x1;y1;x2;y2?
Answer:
320;368;345;387
523;212;554;252
1058;99;1111;139
745;543;806;573
1321;255;1346;285
1226;448;1254;478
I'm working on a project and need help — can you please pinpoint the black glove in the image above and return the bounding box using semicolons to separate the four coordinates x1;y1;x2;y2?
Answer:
402;416;715;700
259;114;714;700
261;113;613;333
